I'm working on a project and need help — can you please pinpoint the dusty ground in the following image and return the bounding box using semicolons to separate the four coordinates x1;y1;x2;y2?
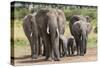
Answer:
11;45;97;66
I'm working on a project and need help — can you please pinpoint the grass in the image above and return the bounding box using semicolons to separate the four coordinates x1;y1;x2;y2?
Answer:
11;19;97;48
87;27;97;48
11;19;29;47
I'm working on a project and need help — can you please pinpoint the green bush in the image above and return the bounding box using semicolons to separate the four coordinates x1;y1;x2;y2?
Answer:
64;8;82;21
13;7;29;20
14;38;29;46
64;8;97;21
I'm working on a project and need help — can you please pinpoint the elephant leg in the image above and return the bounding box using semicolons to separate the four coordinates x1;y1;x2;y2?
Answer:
53;41;60;61
38;37;43;56
30;36;35;59
51;35;60;61
76;40;80;55
28;37;33;57
80;40;84;56
59;41;62;57
44;35;51;60
31;35;39;59
77;45;80;55
35;37;39;58
71;45;74;56
59;39;64;57
80;45;84;56
42;40;46;56
67;46;70;56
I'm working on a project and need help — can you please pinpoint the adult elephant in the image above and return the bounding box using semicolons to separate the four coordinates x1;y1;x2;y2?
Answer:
23;13;39;59
72;20;88;56
40;9;66;58
69;15;92;55
35;9;61;61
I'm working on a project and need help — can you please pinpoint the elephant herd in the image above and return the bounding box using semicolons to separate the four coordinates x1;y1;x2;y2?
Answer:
23;8;92;61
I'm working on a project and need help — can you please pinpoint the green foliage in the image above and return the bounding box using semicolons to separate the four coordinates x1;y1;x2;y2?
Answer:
64;8;97;21
11;4;97;48
91;19;97;27
14;38;28;47
12;7;29;20
87;34;97;48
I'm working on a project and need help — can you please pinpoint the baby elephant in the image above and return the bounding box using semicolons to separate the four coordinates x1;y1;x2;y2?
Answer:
59;35;76;56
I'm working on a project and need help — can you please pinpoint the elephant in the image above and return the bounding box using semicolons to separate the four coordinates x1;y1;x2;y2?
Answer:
47;9;66;59
23;8;66;61
59;35;76;56
72;20;88;56
69;15;92;55
23;13;39;59
35;9;61;61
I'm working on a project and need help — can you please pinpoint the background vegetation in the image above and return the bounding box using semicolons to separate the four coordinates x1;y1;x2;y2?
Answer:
11;2;97;48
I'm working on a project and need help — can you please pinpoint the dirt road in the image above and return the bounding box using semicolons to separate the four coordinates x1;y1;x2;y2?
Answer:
11;45;97;66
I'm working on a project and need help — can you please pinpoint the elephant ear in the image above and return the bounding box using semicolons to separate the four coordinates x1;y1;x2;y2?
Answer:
85;16;91;23
86;23;92;34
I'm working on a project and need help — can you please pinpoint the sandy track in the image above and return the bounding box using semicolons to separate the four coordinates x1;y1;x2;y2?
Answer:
11;46;97;66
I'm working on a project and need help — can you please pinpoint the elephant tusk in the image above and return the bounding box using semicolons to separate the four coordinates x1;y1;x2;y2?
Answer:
30;32;33;37
47;26;50;34
57;28;59;35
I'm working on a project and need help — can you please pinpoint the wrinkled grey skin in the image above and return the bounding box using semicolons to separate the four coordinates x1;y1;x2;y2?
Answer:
36;9;61;61
59;35;76;56
23;9;66;61
41;9;66;57
56;9;66;57
35;9;50;60
47;10;60;61
69;15;92;55
72;20;88;56
23;13;39;59
69;15;92;36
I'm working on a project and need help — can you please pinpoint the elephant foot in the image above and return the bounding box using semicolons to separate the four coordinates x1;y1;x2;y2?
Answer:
70;54;74;57
45;56;50;61
80;53;84;56
32;55;38;59
54;58;60;61
84;51;86;54
66;55;70;57
42;53;46;56
77;53;80;56
60;54;64;58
